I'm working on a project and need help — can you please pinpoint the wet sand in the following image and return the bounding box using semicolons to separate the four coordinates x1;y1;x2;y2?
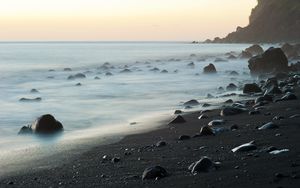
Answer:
1;82;300;187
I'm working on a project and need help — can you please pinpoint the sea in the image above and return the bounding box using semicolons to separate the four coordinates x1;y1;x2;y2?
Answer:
0;42;264;174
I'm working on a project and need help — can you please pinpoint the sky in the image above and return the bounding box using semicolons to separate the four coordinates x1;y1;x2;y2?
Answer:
0;0;257;41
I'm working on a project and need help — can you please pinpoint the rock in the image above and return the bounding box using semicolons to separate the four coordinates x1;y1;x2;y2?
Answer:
269;149;289;155
226;83;237;91
111;157;120;163
281;43;298;59
243;83;262;93
169;115;186;124
174;110;183;114
30;114;63;134
203;64;217;74
232;141;257;152
18;126;32;135
249;110;260;115
280;92;297;101
248;47;289;76
94;76;100;80
202;103;211;107
63;68;72;71
178;135;191;140
120;69;131;73
245;44;264;55
75;83;82;86
229;71;239;76
220;107;245;116
258;122;279;130
199;126;214;136
255;95;273;104
218;87;225;92
208;119;225;126
142;166;168;180
189;157;214;174
198;114;208;119
30;89;39;93
161;69;168;73
207;93;214;98
187;62;195;68
228;55;237;59
264;85;282;95
19;97;42;102
68;73;86;80
149;67;160;72
183;99;200;106
214;58;227;62
289;114;300;119
239;50;252;59
230;124;239;130
273;116;284;120
105;72;113;76
156;141;167;147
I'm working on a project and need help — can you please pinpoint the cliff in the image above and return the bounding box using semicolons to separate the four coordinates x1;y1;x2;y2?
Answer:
209;0;300;43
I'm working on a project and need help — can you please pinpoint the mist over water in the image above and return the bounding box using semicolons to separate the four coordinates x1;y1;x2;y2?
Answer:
0;42;260;162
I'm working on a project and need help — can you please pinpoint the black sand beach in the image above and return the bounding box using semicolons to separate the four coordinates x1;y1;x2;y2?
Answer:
1;75;300;188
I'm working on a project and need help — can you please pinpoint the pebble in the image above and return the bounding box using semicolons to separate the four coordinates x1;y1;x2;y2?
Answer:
178;135;191;140
258;122;279;130
232;141;257;152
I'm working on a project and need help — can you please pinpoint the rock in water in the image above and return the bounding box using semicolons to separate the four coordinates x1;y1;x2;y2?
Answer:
18;126;32;135
248;47;289;76
243;83;262;93
30;114;63;134
280;92;297;101
19;97;42;102
239;50;252;59
258;122;279;130
221;107;246;116
142;166;168;180
169;115;186;124
245;44;264;55
68;73;86;80
232;141;257;152
189;157;213;174
226;83;237;91
183;99;200;106
203;63;217;74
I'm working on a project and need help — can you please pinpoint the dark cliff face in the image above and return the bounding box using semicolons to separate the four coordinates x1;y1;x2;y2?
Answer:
210;0;300;43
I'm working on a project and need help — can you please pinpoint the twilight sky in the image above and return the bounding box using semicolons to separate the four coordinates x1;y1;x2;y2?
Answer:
0;0;257;41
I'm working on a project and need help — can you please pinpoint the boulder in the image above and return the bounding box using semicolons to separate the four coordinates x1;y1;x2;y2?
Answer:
189;157;214;174
280;92;297;101
248;47;289;76
220;107;246;116
68;73;86;80
239;50;252;59
245;44;264;55
203;64;217;74
199;126;214;136
18;126;32;135
243;83;262;93
183;99;200;106
226;83;237;91
142;166;168;180
30;114;63;134
281;43;299;59
169;115;186;124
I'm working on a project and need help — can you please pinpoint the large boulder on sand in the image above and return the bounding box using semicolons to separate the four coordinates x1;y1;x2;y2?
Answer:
248;47;289;76
203;64;217;74
245;44;264;55
30;114;63;134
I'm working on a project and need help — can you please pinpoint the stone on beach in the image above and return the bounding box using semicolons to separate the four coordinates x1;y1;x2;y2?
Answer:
169;115;186;124
232;141;257;152
243;83;262;93
248;47;289;75
208;119;225;126
258;122;279;130
220;107;246;116
142;166;168;180
239;50;252;59
156;141;167;147
280;92;297;101
178;135;191;140
189;156;214;174
200;126;214;136
203;63;217;74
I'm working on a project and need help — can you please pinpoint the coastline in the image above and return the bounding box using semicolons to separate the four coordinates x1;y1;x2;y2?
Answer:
1;74;300;187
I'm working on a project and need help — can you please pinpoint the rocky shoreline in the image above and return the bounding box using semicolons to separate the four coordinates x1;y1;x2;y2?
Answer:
1;44;300;187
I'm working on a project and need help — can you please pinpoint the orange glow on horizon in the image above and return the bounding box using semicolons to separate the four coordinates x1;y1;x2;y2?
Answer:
0;0;257;41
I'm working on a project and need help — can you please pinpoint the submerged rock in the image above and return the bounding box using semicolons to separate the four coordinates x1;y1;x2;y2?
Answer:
18;126;32;135
30;114;63;134
245;44;264;55
232;141;257;152
226;83;237;91
142;166;168;180
120;69;132;73
203;63;217;74
30;89;39;93
68;73;86;80
19;97;42;102
183;99;200;106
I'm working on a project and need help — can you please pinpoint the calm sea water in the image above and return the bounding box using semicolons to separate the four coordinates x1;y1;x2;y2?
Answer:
0;42;260;155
